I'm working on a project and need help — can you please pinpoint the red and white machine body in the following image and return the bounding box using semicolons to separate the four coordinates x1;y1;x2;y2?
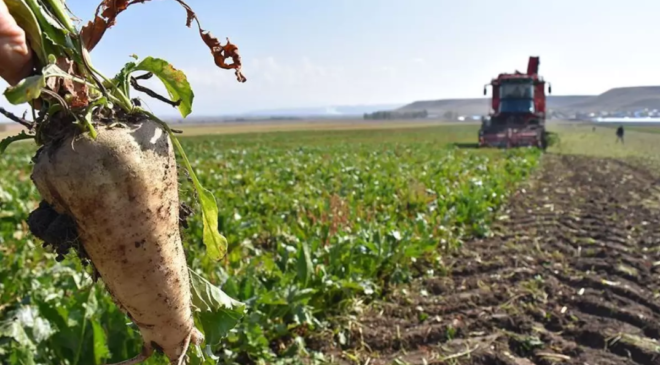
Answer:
479;56;551;149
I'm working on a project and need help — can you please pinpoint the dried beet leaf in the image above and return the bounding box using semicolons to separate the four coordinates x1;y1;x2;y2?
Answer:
81;0;144;51
100;0;130;21
200;32;247;83
80;0;246;82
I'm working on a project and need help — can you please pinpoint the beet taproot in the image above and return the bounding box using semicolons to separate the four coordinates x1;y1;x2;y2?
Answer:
2;1;248;363
31;119;202;363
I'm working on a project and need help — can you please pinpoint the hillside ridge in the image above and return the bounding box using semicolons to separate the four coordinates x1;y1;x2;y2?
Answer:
397;86;660;116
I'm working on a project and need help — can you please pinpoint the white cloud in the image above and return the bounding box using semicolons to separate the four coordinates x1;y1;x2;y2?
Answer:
172;55;440;114
411;58;427;65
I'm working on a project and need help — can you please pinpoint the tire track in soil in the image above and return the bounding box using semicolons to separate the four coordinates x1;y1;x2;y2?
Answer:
328;154;660;365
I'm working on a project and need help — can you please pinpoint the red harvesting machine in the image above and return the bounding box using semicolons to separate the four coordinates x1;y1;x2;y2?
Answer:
478;56;551;149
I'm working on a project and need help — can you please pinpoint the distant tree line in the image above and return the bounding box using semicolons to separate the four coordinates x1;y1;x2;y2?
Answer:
363;110;428;120
268;116;302;121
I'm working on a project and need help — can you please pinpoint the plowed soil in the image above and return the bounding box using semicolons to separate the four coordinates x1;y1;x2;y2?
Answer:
333;154;660;364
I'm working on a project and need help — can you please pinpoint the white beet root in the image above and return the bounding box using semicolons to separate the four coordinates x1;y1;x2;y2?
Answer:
31;119;203;363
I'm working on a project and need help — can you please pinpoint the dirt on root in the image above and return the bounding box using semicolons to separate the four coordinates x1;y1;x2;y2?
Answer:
327;154;660;365
27;200;92;264
27;199;194;267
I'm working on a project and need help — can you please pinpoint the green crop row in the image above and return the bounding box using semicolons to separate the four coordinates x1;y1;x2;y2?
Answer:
0;127;540;364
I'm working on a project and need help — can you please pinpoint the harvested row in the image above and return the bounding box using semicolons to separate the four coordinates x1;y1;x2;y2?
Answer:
330;154;660;365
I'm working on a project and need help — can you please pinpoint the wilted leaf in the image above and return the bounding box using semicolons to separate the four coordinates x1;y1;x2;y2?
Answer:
99;0;129;21
170;137;227;260
169;0;246;81
80;16;108;51
80;0;246;82
199;33;246;83
45;57;88;108
189;269;244;314
41;62;72;79
80;0;130;51
3;61;78;106
197;186;227;261
198;311;239;347
189;269;245;346
4;74;46;105
134;57;193;117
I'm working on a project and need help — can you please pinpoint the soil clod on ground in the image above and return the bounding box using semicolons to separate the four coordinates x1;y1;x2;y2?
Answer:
329;154;660;365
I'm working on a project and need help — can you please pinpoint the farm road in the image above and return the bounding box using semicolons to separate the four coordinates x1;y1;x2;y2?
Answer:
332;154;660;365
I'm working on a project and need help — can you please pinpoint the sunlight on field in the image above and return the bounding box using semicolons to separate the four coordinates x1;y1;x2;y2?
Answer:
6;121;660;161
0;119;474;140
620;125;660;134
4;119;660;364
0;122;537;364
172;119;473;137
548;123;660;163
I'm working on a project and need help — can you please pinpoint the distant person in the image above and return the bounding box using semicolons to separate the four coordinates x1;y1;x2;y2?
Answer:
616;125;624;144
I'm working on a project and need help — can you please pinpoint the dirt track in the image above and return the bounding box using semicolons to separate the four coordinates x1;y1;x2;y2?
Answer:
338;154;660;364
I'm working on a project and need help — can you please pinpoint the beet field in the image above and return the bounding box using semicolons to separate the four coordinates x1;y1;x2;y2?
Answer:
0;124;544;364
7;123;660;365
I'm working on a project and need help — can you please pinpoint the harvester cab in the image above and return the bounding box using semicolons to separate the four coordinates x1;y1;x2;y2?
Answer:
478;56;551;149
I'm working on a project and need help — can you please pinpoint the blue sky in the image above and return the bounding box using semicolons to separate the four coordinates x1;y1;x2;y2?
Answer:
2;0;660;117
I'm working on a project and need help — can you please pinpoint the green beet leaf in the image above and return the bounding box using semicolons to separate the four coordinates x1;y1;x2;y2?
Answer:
91;321;110;365
168;134;227;260
0;132;35;155
3;75;46;105
135;57;194;118
189;269;245;346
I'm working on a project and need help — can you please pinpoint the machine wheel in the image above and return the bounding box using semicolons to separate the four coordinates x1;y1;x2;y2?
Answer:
540;131;549;151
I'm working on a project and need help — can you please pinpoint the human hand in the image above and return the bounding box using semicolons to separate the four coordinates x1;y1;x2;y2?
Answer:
0;0;34;86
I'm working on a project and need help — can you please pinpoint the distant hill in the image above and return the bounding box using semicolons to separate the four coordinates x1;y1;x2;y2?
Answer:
398;96;592;116
397;86;660;115
245;104;405;117
559;86;660;113
398;98;488;116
